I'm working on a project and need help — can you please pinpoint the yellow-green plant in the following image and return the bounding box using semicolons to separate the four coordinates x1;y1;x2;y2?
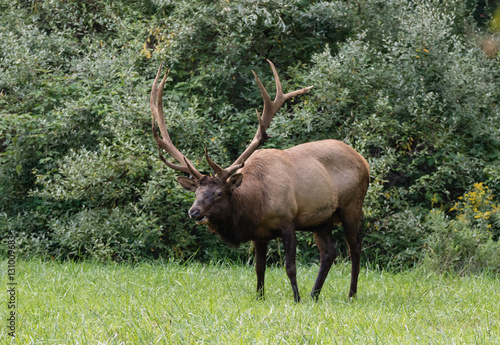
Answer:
424;183;500;274
450;182;499;234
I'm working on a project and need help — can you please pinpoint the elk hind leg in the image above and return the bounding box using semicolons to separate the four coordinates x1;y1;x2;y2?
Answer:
340;207;363;298
310;221;337;301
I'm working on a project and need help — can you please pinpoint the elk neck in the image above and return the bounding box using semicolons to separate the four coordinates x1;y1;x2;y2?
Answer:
207;174;266;247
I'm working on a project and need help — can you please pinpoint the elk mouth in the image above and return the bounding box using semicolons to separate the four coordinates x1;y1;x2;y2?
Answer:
195;215;209;225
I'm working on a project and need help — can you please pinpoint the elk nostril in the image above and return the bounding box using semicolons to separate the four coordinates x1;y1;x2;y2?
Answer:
189;209;201;219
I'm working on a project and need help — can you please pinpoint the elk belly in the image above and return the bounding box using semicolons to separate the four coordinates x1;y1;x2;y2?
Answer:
296;204;336;227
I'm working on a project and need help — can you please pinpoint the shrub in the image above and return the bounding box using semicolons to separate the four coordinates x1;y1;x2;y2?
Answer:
48;205;163;262
423;183;500;274
363;210;429;270
296;0;500;268
2;0;499;269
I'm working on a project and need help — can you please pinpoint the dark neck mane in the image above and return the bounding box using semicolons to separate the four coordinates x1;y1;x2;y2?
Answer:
207;177;264;246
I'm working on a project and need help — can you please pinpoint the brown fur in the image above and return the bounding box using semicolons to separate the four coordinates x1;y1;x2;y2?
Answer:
182;139;369;301
151;61;370;301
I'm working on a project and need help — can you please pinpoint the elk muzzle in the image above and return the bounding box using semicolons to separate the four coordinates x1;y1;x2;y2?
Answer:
188;207;208;225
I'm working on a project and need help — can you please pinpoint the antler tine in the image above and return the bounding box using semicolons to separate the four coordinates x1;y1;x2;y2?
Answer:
267;59;313;112
151;64;203;179
252;70;272;116
268;59;283;99
212;60;313;181
204;147;225;177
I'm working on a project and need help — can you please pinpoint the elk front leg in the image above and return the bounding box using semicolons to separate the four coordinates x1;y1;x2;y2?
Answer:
254;241;267;300
282;227;300;302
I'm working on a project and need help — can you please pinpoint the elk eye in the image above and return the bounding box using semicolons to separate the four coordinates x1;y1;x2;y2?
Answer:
217;192;222;197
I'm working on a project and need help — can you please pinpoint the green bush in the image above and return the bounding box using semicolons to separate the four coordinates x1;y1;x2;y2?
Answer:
423;183;500;274
296;1;500;268
1;0;499;270
49;206;163;262
363;210;429;270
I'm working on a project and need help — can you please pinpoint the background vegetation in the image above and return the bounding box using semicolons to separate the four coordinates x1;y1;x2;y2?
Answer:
1;0;499;273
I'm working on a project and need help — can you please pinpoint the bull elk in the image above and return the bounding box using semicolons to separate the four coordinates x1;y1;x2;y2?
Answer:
150;60;370;301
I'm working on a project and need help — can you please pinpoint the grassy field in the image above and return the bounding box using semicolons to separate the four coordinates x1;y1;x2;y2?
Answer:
1;259;499;344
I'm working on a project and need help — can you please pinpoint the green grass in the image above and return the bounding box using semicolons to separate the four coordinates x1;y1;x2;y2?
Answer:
1;260;499;344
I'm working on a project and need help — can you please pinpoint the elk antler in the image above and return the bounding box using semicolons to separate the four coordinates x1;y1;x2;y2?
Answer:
150;64;203;179
208;60;313;181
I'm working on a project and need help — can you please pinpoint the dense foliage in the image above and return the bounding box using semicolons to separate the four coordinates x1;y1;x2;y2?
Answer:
1;0;499;272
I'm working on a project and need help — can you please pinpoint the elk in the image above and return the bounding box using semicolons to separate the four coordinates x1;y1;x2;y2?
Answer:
150;60;370;302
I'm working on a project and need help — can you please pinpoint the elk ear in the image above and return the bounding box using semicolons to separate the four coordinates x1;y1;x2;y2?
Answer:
228;173;243;192
177;176;198;192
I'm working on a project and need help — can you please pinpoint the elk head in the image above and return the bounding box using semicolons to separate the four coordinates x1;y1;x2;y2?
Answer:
150;60;313;225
